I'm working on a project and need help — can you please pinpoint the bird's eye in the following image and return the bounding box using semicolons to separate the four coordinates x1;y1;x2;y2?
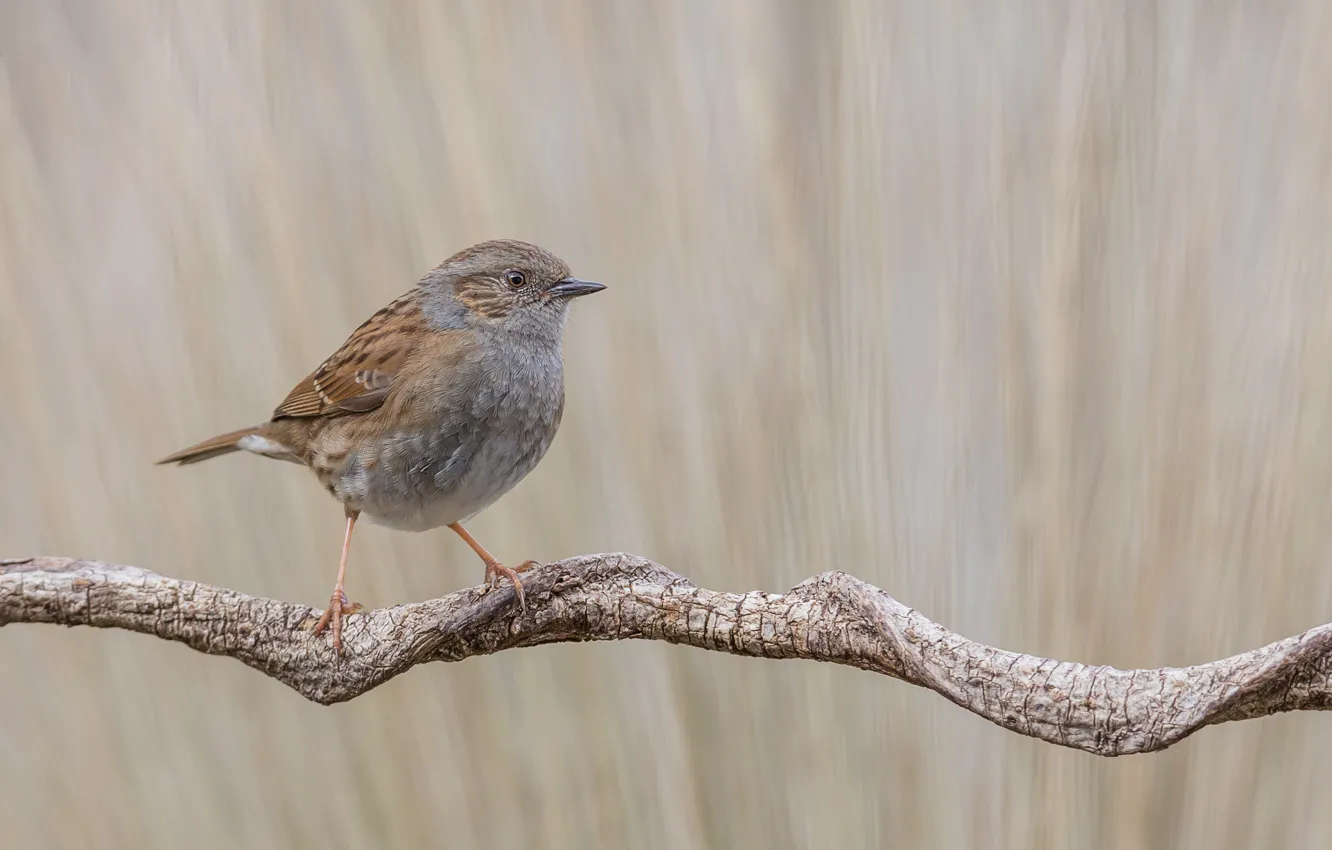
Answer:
505;270;526;289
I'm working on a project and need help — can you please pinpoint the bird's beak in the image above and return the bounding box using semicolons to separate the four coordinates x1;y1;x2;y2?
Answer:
549;277;607;299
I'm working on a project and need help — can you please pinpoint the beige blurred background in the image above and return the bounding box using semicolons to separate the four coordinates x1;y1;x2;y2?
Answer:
3;1;1332;848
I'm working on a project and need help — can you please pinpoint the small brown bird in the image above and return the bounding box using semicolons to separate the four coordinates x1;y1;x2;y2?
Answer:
158;239;605;653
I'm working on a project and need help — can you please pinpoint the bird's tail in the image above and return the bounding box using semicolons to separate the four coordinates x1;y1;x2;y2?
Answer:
156;425;264;465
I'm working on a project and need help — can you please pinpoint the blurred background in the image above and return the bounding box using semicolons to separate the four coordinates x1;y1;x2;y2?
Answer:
3;1;1332;848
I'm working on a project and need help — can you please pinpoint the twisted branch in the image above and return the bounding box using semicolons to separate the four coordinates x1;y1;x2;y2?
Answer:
2;555;1329;755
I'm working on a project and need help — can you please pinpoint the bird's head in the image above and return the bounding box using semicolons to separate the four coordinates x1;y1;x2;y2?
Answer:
420;239;605;341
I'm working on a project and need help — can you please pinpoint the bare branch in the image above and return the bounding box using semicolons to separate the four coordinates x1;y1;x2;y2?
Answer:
2;555;1329;755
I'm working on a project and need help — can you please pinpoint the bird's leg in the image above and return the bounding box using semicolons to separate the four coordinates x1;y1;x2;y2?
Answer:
312;508;364;654
447;522;527;612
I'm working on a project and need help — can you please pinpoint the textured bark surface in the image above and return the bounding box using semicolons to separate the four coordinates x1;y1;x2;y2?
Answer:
3;554;1329;756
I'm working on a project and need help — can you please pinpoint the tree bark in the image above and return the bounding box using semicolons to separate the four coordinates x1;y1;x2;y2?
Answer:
3;554;1329;756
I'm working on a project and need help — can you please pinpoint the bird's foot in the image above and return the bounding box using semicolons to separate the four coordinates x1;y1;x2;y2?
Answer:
481;559;535;612
311;587;365;656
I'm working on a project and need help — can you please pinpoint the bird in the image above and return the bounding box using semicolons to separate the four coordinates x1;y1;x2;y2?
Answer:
157;239;605;654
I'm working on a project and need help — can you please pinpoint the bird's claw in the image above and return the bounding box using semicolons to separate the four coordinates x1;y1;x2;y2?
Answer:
311;587;363;656
482;559;530;613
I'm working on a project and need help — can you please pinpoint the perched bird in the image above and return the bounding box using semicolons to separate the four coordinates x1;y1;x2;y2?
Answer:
158;239;605;653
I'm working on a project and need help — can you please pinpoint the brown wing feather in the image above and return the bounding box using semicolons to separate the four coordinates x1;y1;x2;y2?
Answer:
272;289;425;420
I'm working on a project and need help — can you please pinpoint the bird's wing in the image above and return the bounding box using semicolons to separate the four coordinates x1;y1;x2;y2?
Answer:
272;289;427;419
